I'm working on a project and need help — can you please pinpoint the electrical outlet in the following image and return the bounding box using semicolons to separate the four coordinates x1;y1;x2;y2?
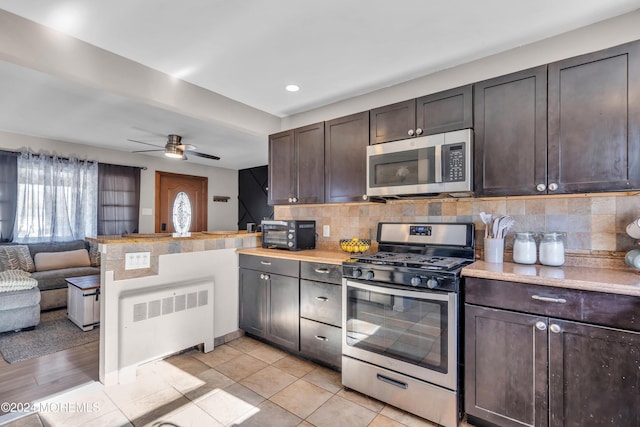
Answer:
125;252;151;270
323;225;330;237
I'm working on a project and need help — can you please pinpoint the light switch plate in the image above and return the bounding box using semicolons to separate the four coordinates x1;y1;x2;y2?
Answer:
125;252;151;270
323;225;330;237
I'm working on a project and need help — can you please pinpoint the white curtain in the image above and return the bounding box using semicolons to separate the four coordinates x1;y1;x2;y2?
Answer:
13;152;98;243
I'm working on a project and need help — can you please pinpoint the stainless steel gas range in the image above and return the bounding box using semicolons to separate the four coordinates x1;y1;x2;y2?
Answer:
342;222;475;427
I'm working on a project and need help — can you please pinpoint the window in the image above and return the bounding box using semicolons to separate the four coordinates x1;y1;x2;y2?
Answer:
14;153;98;243
97;163;141;235
0;152;17;242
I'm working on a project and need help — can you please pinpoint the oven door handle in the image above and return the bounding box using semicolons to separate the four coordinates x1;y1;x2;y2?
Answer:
345;279;450;302
376;373;408;390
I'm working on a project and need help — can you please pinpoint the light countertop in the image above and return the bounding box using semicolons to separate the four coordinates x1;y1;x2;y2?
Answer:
236;247;351;265
462;260;640;297
94;231;260;244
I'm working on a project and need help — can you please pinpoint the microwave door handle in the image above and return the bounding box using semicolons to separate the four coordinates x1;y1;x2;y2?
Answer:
435;144;443;183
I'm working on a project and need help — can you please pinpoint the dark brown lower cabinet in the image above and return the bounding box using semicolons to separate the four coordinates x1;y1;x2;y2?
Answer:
465;279;640;427
465;305;547;427
239;255;299;352
548;319;640;427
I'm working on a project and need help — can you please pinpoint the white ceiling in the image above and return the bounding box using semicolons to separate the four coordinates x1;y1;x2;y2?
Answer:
0;0;639;169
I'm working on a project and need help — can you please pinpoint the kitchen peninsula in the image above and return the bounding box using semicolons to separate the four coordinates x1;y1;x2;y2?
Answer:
95;231;260;386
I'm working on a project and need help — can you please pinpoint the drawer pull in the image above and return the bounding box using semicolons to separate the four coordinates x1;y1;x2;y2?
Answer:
531;295;566;304
314;268;330;274
315;335;328;341
315;296;329;302
260;260;272;266
376;373;408;390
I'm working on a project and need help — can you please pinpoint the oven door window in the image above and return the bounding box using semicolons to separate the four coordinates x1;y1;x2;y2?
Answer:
263;229;288;245
345;286;448;373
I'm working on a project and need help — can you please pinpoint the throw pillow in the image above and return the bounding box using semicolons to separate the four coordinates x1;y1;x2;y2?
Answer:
0;245;36;272
34;249;91;272
88;240;101;267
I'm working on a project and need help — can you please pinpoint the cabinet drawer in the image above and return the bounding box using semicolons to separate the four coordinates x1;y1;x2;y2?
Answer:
300;318;341;368
465;277;640;332
300;279;342;327
300;262;343;285
239;254;299;277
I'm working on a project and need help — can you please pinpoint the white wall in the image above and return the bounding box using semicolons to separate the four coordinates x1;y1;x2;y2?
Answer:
282;9;640;129
0;130;238;233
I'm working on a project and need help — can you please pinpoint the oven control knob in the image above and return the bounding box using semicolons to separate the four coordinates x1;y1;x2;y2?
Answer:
287;242;293;247
352;268;363;279
288;233;293;239
365;270;375;280
410;276;422;287
426;278;439;289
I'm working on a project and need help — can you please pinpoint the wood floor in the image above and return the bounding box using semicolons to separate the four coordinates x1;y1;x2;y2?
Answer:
0;338;99;415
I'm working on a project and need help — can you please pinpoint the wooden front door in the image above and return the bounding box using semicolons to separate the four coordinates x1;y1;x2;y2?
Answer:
155;171;208;233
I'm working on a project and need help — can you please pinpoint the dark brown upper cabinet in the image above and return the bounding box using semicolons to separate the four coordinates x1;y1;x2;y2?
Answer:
268;122;325;205
369;85;472;144
548;40;640;193
325;111;370;203
417;85;473;135
474;66;548;197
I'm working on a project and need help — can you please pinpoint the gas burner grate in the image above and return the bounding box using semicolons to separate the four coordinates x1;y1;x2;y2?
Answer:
351;252;471;271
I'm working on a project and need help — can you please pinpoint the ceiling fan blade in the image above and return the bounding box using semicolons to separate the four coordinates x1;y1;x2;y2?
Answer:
185;150;220;160
177;144;197;151
128;139;164;148
132;149;164;153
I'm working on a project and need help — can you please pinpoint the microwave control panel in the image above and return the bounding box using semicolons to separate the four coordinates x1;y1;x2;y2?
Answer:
442;143;465;182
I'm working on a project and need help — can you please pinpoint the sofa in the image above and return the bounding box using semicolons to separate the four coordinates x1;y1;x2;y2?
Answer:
0;240;100;311
0;271;40;334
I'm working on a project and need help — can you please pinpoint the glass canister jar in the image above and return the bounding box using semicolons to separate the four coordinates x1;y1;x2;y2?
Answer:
539;232;566;266
513;232;537;264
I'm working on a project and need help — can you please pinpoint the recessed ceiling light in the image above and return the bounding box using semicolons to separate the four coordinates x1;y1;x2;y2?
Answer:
48;6;81;32
285;84;300;92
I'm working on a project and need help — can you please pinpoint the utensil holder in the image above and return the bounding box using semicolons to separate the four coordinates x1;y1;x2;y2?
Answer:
484;238;504;263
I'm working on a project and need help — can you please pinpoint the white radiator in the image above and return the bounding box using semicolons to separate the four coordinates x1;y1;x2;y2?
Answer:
117;278;214;379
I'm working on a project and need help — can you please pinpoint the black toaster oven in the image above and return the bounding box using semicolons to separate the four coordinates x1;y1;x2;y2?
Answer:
261;220;316;250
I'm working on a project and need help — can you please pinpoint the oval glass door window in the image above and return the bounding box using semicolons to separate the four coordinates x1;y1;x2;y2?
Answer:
172;191;192;234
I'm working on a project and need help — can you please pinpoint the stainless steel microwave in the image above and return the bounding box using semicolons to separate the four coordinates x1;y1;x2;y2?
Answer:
366;128;472;198
261;220;316;250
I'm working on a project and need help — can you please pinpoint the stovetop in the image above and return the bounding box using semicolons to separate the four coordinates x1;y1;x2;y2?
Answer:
342;222;475;292
349;251;472;271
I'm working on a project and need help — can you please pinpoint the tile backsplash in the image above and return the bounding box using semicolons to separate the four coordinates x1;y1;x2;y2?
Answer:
275;193;640;260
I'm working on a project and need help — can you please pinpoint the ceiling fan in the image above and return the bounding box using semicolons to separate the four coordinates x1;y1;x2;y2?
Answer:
130;134;220;161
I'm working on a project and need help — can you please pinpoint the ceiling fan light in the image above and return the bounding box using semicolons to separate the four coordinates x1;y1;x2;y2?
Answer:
164;143;184;159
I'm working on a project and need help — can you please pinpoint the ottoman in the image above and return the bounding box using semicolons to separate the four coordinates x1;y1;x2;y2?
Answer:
0;287;41;334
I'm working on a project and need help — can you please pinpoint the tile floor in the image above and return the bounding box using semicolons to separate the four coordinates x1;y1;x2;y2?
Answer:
3;336;475;427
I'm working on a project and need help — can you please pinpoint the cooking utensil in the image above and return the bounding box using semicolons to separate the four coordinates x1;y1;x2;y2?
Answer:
497;216;514;238
480;212;493;238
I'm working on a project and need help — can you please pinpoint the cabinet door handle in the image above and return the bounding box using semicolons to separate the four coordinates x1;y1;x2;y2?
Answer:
415;128;423;135
550;324;562;334
260;261;272;266
376;373;408;389
535;321;547;331
531;295;566;304
536;183;546;192
315;296;328;302
314;268;330;274
548;182;558;192
408;129;415;136
315;335;328;341
260;274;270;280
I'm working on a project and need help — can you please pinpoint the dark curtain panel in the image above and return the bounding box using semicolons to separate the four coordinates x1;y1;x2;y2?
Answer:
0;152;17;242
98;163;141;235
